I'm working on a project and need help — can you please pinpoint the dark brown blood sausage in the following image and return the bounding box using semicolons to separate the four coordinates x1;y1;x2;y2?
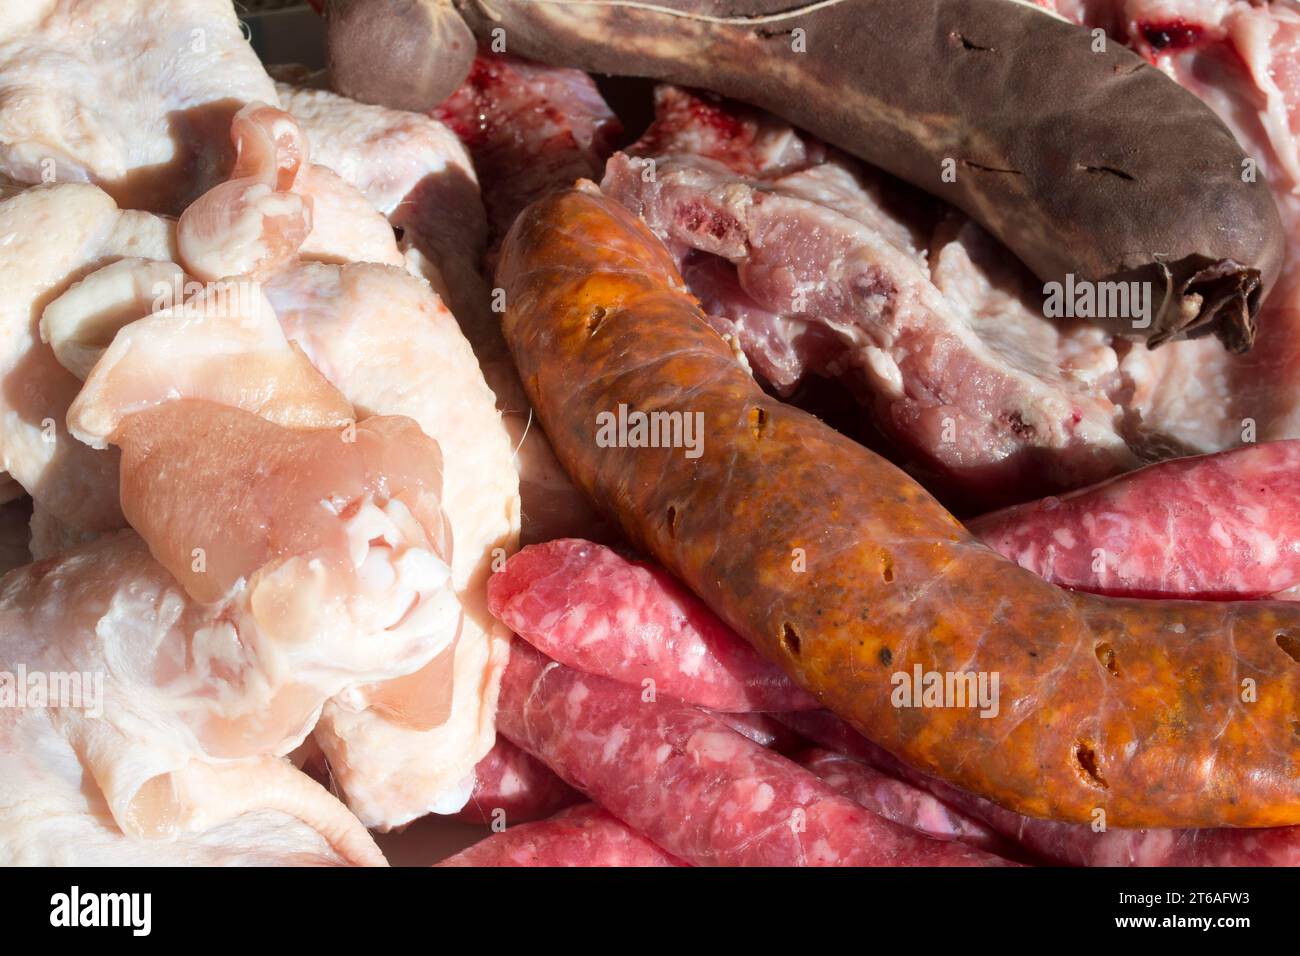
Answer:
498;642;1009;865
326;0;476;111
457;0;1283;350
495;185;1300;828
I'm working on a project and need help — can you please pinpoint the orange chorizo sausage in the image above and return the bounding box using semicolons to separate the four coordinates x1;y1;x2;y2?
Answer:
496;184;1300;828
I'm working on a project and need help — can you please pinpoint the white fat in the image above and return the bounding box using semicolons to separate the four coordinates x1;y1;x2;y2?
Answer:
331;685;369;713
395;548;449;592
722;332;754;377
862;345;905;399
750;783;776;814
343;500;398;567
258;191;300;217
429;772;476;815
340;497;454;634
357;547;398;591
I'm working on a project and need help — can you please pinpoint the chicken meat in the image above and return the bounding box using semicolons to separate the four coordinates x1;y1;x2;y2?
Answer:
0;0;278;214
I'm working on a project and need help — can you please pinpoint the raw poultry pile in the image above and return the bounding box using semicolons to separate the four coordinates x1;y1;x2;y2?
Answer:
2;0;1300;866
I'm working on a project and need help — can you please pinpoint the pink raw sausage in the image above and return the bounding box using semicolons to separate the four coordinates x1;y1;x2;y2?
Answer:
452;736;582;826
438;803;682;867
799;749;1007;854
496;642;1011;867
781;710;1300;867
971;442;1300;600
487;538;818;711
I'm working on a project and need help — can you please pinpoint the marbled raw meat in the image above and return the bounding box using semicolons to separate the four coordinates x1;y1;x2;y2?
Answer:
783;710;1300;867
800;748;1006;853
451;735;582;827
438;803;680;867
496;642;1009;867
487;538;818;712
971;441;1300;599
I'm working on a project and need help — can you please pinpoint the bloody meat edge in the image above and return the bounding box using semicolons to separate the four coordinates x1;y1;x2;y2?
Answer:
495;184;1300;829
454;0;1285;351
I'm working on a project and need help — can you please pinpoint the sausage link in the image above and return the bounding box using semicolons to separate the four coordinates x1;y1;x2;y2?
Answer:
452;735;583;826
782;710;1300;867
497;642;1009;865
487;538;819;711
971;441;1300;600
438;803;683;867
801;748;1009;854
